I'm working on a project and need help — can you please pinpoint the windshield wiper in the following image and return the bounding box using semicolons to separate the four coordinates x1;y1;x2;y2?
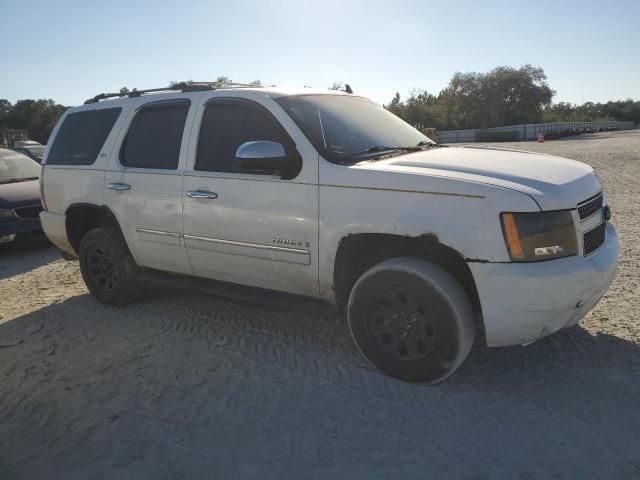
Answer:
340;141;446;164
340;145;423;164
417;140;446;148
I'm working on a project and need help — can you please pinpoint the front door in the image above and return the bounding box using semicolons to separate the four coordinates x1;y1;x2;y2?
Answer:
182;97;319;297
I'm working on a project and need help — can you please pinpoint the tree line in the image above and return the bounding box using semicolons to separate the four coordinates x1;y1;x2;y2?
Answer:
1;66;637;145
0;99;67;144
384;65;640;131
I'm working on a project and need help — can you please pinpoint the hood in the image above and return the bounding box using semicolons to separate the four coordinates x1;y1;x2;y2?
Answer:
356;146;601;210
0;179;41;209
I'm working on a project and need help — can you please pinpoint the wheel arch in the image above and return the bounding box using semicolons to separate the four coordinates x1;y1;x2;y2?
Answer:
64;203;127;255
333;232;482;322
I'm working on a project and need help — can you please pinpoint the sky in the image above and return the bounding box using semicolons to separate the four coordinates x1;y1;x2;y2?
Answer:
1;0;638;107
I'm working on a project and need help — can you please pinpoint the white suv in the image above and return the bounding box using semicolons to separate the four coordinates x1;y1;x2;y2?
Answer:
39;82;618;383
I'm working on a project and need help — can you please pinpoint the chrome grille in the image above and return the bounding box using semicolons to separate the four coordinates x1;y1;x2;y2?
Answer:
583;222;606;256
578;193;603;221
13;204;43;219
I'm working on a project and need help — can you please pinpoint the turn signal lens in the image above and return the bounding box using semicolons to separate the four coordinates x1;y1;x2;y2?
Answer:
501;213;524;260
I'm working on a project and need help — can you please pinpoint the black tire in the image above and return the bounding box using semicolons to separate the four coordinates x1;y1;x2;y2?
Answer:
347;257;475;383
78;226;142;306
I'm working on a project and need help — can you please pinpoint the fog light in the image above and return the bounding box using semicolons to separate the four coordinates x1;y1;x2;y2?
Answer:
604;205;611;221
0;234;16;243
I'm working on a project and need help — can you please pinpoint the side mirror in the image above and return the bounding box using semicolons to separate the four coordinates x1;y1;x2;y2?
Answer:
235;141;300;178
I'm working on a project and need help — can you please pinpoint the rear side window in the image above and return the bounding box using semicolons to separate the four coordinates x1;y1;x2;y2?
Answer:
47;108;121;165
196;102;290;173
121;100;190;170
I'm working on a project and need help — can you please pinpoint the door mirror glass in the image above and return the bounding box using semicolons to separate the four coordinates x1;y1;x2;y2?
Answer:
235;141;299;178
235;140;286;160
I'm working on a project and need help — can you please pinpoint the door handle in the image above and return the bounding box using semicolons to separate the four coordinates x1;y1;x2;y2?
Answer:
108;182;131;191
187;190;218;199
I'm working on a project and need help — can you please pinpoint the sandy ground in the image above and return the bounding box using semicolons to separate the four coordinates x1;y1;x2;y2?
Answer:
1;130;639;479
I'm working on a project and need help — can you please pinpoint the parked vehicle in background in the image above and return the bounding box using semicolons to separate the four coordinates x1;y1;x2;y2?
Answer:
14;144;47;163
0;149;45;245
38;82;618;383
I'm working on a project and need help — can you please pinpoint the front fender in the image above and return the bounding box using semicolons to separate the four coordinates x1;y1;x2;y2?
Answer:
317;180;539;300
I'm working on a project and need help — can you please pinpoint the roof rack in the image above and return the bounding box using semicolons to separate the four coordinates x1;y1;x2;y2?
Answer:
83;81;261;105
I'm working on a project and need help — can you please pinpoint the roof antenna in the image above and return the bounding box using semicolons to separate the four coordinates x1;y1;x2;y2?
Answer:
344;84;353;94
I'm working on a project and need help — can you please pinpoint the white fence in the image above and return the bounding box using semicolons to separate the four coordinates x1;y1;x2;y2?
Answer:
437;121;635;143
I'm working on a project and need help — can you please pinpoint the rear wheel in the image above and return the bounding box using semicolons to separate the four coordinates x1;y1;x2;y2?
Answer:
79;226;141;305
347;257;475;383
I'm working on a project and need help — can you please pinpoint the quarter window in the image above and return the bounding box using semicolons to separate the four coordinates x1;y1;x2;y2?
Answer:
196;102;290;174
47;108;121;165
121;101;190;170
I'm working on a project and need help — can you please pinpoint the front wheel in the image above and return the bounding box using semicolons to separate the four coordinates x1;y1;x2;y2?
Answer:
79;226;142;306
347;257;475;383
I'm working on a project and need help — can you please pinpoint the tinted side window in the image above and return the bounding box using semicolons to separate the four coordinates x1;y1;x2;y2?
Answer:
196;103;289;173
121;102;189;169
47;108;121;165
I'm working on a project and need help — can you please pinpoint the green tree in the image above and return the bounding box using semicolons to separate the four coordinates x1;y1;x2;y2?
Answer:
6;99;68;144
0;99;12;129
403;89;438;130
542;99;640;123
447;65;555;128
386;92;402;115
385;65;558;131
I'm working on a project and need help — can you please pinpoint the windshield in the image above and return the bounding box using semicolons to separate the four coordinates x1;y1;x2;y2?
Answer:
276;94;431;164
25;146;46;158
0;151;41;184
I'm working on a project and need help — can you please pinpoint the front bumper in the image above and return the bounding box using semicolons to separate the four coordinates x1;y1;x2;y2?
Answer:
0;217;46;244
469;223;618;347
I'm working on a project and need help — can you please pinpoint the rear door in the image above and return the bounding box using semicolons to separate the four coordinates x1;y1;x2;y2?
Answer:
42;105;123;218
104;95;200;275
182;95;319;297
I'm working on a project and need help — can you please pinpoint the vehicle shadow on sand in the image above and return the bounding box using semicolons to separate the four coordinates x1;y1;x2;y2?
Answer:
1;292;639;477
0;242;58;280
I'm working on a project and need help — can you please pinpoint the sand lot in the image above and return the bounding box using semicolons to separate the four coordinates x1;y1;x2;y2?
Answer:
1;130;639;479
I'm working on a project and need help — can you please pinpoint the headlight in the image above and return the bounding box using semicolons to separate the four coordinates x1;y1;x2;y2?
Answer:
0;209;15;218
500;211;577;262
